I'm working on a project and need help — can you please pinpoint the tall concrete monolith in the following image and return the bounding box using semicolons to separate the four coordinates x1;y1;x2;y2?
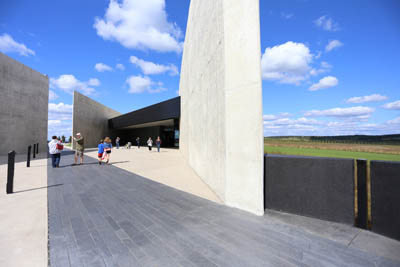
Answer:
72;91;121;149
0;52;48;155
179;0;264;215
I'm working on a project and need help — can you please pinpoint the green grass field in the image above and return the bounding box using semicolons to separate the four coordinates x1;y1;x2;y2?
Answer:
264;145;400;161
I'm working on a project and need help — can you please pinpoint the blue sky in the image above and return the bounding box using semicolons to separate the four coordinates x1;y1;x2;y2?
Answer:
1;0;399;137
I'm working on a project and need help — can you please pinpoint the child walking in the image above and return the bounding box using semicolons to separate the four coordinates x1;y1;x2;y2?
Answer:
103;137;112;164
98;139;104;165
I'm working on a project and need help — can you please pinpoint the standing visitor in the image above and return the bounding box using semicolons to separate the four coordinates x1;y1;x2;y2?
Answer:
147;137;153;151
104;137;112;164
116;137;120;149
136;137;140;148
48;136;63;168
73;133;84;165
98;139;104;165
156;136;161;152
126;142;131;149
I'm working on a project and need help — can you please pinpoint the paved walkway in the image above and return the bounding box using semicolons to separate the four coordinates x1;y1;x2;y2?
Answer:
84;147;222;204
48;151;400;267
0;153;48;267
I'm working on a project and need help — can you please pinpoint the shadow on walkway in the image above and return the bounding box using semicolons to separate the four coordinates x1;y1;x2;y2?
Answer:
46;152;400;267
13;183;63;194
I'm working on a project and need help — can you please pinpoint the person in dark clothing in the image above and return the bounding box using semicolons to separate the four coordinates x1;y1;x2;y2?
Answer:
156;136;161;152
116;137;120;149
136;137;140;148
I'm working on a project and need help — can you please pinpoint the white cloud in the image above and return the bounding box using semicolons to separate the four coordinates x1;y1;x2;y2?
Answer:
48;102;72;114
308;76;338;91
264;117;323;126
387;117;400;125
50;74;100;95
116;63;125;70
0;33;35;56
48;120;62;126
126;75;166;94
130;56;178;76
281;12;293;19
49;90;58;101
263;115;324;135
263;113;291;121
88;78;100;86
325;40;343;52
261;41;313;84
310;61;332;76
346;94;388;104
264;112;399;136
314;15;340;31
95;63;113;72
304;106;374;118
48;102;73;120
382;100;400;110
94;0;183;53
48;103;73;138
48;121;72;139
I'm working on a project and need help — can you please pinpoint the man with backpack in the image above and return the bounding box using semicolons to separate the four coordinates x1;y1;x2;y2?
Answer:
48;136;63;168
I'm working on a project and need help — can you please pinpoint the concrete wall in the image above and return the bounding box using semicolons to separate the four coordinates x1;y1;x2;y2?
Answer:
179;0;264;215
264;155;355;225
72;91;121;149
0;52;48;155
370;161;400;241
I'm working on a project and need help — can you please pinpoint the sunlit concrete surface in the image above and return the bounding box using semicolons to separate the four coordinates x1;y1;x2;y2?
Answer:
179;0;264;215
84;147;222;204
0;153;48;267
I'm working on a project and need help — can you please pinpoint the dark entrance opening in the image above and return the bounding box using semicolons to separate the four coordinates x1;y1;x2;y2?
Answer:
108;97;180;148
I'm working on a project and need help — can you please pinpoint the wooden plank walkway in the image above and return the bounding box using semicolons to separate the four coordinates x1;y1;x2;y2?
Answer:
48;151;400;267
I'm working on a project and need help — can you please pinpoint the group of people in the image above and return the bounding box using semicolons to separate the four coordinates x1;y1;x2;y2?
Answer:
146;136;162;152
125;136;162;152
97;137;113;165
48;133;163;168
48;132;85;168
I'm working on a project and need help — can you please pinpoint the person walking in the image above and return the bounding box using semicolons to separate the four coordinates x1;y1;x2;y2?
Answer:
126;141;131;149
156;136;161;152
73;133;84;165
116;137;120;149
136;137;140;148
103;137;112;164
98;139;104;165
48;136;63;168
147;137;153;151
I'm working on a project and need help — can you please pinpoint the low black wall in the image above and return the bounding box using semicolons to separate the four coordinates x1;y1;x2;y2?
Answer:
264;155;354;225
370;161;400;241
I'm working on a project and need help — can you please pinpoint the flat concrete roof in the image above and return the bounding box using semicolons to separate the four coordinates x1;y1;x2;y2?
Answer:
109;97;180;129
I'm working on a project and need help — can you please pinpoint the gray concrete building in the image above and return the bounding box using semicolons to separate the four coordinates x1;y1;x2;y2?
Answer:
0;52;48;155
72;91;121;149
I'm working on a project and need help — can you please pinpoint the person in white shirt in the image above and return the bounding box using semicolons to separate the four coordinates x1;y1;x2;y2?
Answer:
48;136;62;168
147;137;153;151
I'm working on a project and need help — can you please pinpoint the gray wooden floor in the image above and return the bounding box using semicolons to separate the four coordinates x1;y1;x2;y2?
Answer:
48;151;400;267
